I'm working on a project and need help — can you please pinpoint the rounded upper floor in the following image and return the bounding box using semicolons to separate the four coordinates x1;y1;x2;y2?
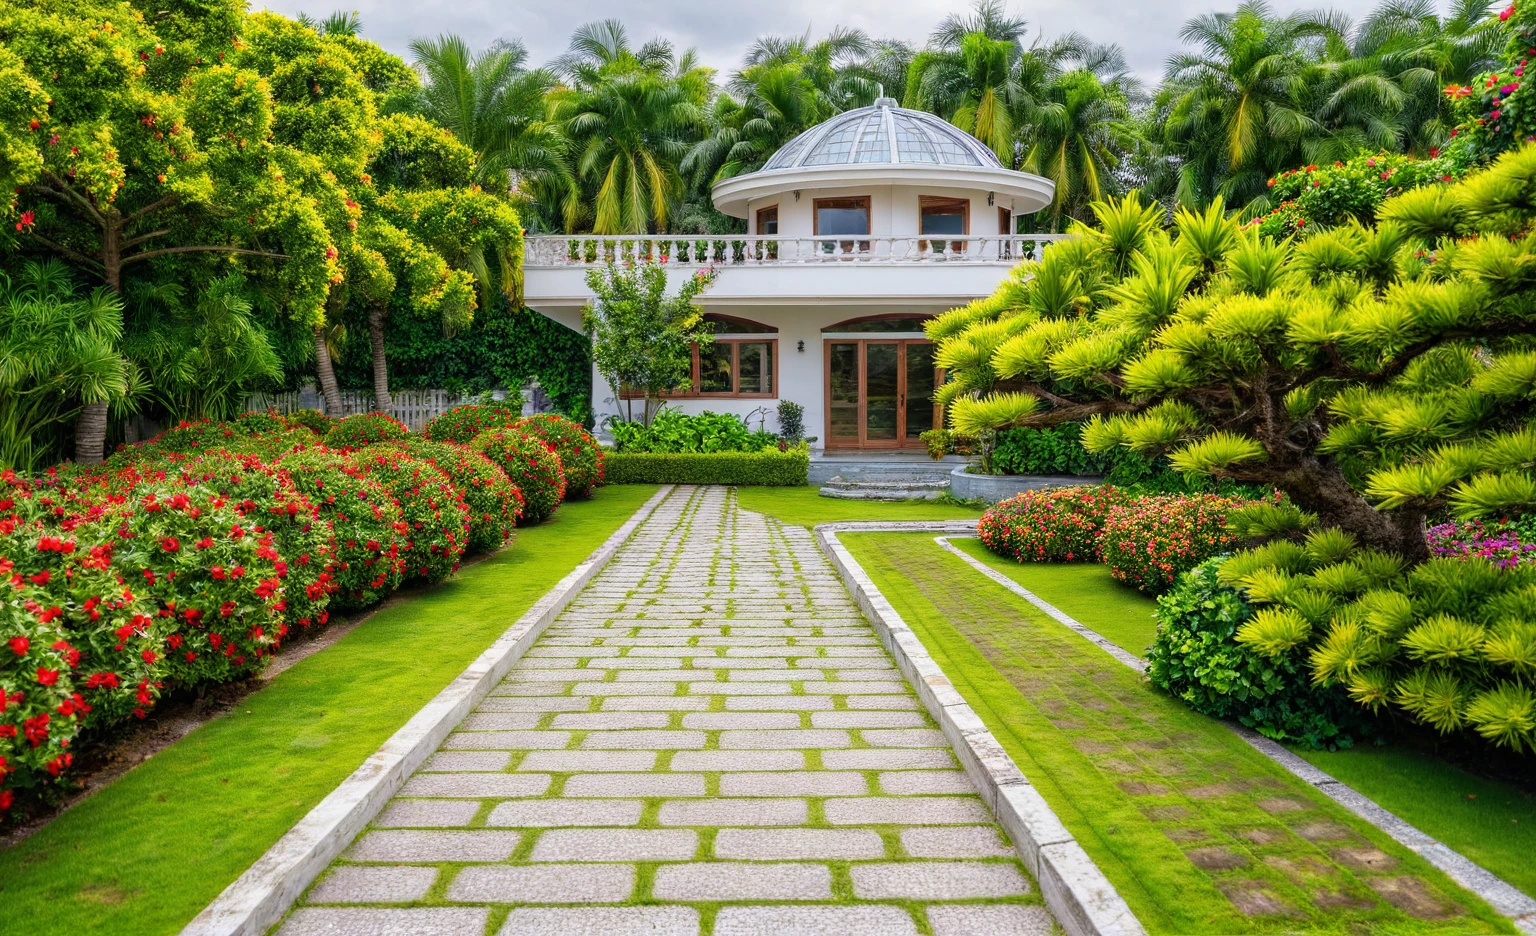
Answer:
712;98;1055;221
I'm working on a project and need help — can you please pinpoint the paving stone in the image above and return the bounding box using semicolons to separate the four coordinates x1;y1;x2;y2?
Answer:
572;681;678;695
443;730;570;750
550;712;671;729
718;729;851;749
530;828;698;861
507;667;595;682
723;696;835;711
579;730;706;749
495;906;699;936
670;751;805;772
880;770;975;795
690;682;793;695
421;751;511;772
563;773;707;797
657;798;808;826
841;695;922;710
680;712;800;729
400;773;551;798
486;799;643;827
900;826;1014;858
861;728;950;747
812;711;928;729
713;828;886;860
652;862;832;901
824;797;993;825
307;865;437;903
346;830;523;862
719;771;868;796
279;907;489;936
728;669;824;681
801;681;908;694
712;906;918;936
851;861;1029;899
517;750;657;772
477;697;592;713
374;799;479;828
447;864;636;903
600;696;710;711
927;905;1055;936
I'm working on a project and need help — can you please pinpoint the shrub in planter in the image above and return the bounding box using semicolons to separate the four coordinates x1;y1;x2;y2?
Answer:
392;438;523;552
1147;557;1368;748
514;414;604;497
349;448;469;583
977;485;1126;563
279;451;405;610
423;404;520;444
284;409;332;435
1097;494;1251;594
324;412;409;450
470;430;566;523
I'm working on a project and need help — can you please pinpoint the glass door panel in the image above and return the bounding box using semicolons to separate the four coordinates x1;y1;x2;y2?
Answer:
828;343;860;441
865;343;899;442
904;342;936;440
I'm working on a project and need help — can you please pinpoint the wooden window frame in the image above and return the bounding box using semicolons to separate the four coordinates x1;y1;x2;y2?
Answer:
755;204;779;236
920;195;969;253
812;196;871;235
623;337;779;400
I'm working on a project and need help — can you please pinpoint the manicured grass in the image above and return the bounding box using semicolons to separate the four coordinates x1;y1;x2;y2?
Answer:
735;485;983;527
951;537;1160;657
1294;746;1536;899
842;532;1510;935
0;485;659;936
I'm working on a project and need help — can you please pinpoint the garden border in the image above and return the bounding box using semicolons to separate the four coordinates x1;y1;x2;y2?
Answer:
935;533;1536;935
815;520;1147;936
179;485;677;936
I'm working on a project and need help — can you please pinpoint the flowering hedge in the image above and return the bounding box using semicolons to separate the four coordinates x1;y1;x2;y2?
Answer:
422;404;520;444
1427;519;1536;568
277;451;405;611
323;412;409;450
282;409;331;436
348;449;468;584
392;438;522;552
514;414;604;497
1254;151;1471;238
977;486;1127;563
1097;494;1251;594
470;430;566;523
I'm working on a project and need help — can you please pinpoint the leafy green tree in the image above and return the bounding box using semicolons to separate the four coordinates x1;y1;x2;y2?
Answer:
583;262;715;424
1023;69;1141;229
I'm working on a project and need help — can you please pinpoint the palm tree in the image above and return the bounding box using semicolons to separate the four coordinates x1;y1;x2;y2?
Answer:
1023;70;1141;230
738;27;877;110
683;63;830;187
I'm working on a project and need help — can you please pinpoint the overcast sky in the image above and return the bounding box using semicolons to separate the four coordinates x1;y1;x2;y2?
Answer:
257;0;1410;84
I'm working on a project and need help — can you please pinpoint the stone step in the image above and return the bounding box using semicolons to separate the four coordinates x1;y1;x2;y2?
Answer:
817;485;945;501
822;478;950;492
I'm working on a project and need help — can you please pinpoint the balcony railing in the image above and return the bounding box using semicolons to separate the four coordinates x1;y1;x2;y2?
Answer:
525;234;1068;268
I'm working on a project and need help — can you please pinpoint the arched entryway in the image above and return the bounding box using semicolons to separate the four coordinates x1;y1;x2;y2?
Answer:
822;316;940;449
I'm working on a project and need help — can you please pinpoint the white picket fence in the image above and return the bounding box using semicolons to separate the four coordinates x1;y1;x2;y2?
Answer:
245;387;516;432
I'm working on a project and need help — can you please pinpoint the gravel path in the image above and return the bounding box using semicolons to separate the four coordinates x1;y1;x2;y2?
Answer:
278;486;1053;936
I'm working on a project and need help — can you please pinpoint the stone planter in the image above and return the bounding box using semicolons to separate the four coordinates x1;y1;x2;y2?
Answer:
949;468;1101;504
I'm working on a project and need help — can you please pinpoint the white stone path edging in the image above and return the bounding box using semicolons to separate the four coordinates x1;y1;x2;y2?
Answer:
814;522;1146;936
934;533;1536;936
180;485;677;936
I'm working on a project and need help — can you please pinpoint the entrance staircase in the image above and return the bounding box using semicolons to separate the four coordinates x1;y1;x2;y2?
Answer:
811;452;967;501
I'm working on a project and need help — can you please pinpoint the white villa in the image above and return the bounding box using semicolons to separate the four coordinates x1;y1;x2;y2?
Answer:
525;97;1061;451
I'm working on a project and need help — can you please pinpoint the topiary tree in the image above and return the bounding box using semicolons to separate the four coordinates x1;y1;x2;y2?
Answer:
932;161;1536;563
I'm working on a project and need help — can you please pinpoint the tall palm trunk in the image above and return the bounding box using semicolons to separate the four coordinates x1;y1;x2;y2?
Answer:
368;308;391;410
314;326;344;416
72;215;123;463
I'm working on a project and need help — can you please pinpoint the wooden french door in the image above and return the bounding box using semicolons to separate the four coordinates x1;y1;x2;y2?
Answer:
825;339;939;449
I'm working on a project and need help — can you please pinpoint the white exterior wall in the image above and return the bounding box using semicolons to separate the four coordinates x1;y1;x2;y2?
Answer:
747;186;1014;236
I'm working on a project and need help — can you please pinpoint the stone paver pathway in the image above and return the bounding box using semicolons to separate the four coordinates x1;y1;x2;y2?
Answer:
280;487;1053;936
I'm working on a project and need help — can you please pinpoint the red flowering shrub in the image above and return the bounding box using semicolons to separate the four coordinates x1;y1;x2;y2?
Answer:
323;412;409;450
978;485;1127;563
279;451;405;610
1097;494;1252;595
470;430;566;524
349;449;469;583
514;415;604;497
392;438;522;553
228;410;288;434
423;404;520;443
283;408;332;436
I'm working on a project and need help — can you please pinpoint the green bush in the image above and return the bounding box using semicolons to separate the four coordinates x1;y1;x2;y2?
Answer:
422;404;520;444
469;429;566;523
1256;150;1471;237
391;437;523;553
279;450;406;610
609;409;777;454
323;412;409;450
604;445;809;486
976;485;1127;563
283;408;331;435
515;414;605;497
1147;558;1368;749
348;448;469;584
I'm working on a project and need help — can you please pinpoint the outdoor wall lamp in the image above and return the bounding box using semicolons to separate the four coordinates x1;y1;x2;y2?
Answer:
793;190;801;201
797;340;805;352
987;191;995;206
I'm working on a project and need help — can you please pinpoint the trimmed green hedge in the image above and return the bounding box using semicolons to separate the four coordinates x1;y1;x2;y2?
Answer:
604;448;809;486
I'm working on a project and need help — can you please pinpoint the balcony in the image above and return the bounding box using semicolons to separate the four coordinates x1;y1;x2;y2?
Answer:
523;234;1068;311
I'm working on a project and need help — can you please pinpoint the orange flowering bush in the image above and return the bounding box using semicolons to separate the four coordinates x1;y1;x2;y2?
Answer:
1097;494;1254;595
977;485;1127;563
470;429;566;524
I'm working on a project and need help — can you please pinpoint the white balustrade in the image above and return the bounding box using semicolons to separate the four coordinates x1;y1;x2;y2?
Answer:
524;234;1067;267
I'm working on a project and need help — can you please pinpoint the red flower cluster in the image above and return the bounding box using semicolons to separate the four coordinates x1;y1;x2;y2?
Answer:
977;485;1127;564
1097;494;1253;595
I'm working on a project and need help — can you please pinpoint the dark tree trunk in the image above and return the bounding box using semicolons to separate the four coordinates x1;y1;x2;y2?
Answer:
1277;459;1430;563
367;308;391;410
72;210;124;464
314;327;343;416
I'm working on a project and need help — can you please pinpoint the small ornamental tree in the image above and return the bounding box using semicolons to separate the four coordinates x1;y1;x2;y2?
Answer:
470;429;565;523
515;415;604;497
583;261;716;425
932;161;1536;563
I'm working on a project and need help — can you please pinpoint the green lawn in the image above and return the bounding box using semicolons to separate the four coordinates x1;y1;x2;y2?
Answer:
0;484;659;936
735;485;983;527
842;532;1510;935
950;537;1160;657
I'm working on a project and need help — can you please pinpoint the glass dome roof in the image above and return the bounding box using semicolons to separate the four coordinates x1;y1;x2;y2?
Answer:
760;98;1002;171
